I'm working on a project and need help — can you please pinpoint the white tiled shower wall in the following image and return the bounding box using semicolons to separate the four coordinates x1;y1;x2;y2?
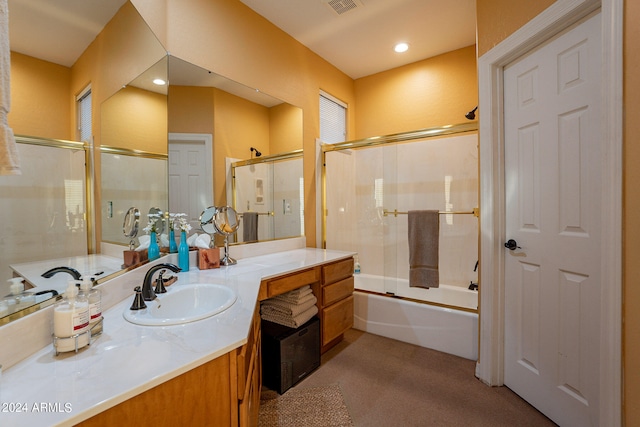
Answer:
100;153;168;246
234;158;303;242
0;144;87;296
325;133;479;294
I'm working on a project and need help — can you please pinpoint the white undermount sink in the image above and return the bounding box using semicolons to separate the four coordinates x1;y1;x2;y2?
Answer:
123;283;237;326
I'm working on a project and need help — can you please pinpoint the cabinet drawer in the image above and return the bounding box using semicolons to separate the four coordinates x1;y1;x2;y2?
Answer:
322;276;354;306
322;295;354;346
322;258;354;285
263;267;320;299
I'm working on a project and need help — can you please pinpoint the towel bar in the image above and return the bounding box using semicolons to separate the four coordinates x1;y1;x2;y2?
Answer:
383;208;479;218
238;211;274;217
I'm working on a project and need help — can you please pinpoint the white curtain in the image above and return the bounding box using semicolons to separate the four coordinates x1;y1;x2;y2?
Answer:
0;0;20;175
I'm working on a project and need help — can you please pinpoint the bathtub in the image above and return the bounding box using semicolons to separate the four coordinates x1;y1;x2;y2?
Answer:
352;274;479;360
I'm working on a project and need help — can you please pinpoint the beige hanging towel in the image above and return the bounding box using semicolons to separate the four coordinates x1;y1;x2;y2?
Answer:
0;0;22;175
0;0;20;176
242;212;259;242
408;210;439;289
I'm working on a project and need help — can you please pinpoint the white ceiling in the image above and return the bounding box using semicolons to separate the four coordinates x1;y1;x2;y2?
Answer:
240;0;477;78
7;0;128;67
7;0;476;79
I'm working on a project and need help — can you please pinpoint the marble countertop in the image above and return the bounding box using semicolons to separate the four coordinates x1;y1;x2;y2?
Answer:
0;248;353;427
10;254;124;293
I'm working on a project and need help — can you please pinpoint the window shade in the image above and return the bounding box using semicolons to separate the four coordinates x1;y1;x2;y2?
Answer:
320;94;346;144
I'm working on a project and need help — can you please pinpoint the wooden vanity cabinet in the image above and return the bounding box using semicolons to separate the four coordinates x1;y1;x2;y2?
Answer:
77;305;263;427
320;258;354;353
259;256;354;354
77;257;353;427
76;354;235;427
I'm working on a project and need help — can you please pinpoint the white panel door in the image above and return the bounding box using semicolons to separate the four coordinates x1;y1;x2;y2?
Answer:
168;138;212;231
503;13;601;427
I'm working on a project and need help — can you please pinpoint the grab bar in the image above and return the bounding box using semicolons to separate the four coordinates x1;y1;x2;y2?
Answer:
383;208;479;218
238;211;274;217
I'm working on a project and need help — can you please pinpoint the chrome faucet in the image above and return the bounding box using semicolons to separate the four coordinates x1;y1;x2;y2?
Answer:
141;263;181;301
41;266;82;280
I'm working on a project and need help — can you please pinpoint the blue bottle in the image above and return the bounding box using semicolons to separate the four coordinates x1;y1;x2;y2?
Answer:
178;231;189;271
148;231;160;261
169;229;178;253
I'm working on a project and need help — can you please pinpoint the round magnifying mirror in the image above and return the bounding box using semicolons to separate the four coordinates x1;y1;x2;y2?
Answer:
213;206;240;235
123;207;140;238
148;207;164;235
123;207;140;250
212;206;240;266
199;206;219;244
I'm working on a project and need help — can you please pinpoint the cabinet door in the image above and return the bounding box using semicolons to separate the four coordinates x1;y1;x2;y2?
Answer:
239;331;261;427
237;305;260;399
322;295;354;346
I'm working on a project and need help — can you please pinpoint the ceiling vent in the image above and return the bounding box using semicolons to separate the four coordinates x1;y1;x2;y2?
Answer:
323;0;364;16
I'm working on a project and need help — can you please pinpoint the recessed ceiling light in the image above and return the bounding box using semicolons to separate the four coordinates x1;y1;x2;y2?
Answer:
394;42;409;53
153;78;166;86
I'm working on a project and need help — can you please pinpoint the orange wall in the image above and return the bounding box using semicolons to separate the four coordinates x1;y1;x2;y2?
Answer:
477;0;636;424
101;86;167;153
133;0;356;246
168;85;301;207
8;52;71;140
213;89;271;207
476;0;555;56
70;1;167;244
270;103;303;155
354;45;478;138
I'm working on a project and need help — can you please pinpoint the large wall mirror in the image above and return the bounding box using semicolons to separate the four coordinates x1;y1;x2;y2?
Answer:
231;150;304;243
1;2;167;324
100;55;169;247
2;1;303;325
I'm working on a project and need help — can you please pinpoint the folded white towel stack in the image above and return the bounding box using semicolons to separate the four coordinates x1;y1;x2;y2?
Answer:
260;285;318;328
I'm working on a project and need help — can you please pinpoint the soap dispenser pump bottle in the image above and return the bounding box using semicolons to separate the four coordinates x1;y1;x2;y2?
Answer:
79;277;102;334
354;255;361;274
6;277;35;309
53;281;90;353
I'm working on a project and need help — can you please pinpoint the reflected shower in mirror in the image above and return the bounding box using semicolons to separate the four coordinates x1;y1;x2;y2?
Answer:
166;55;304;242
3;2;170;326
100;150;168;247
231;150;304;243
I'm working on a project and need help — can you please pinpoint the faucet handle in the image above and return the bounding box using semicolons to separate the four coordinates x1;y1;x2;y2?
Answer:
130;286;147;310
154;270;168;294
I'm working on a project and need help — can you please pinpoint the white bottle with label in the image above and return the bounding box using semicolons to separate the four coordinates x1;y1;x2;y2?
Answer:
79;277;103;335
53;282;90;353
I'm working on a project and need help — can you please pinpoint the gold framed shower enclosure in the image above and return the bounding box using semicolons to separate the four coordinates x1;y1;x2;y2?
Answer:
320;122;479;248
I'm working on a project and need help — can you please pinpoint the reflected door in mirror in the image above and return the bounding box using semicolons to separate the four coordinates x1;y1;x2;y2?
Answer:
168;134;213;231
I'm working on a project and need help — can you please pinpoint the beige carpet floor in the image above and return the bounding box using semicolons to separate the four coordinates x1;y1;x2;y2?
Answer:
268;329;558;427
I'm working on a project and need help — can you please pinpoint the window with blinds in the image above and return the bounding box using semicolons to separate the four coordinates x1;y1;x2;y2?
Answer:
77;85;92;142
319;92;347;144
